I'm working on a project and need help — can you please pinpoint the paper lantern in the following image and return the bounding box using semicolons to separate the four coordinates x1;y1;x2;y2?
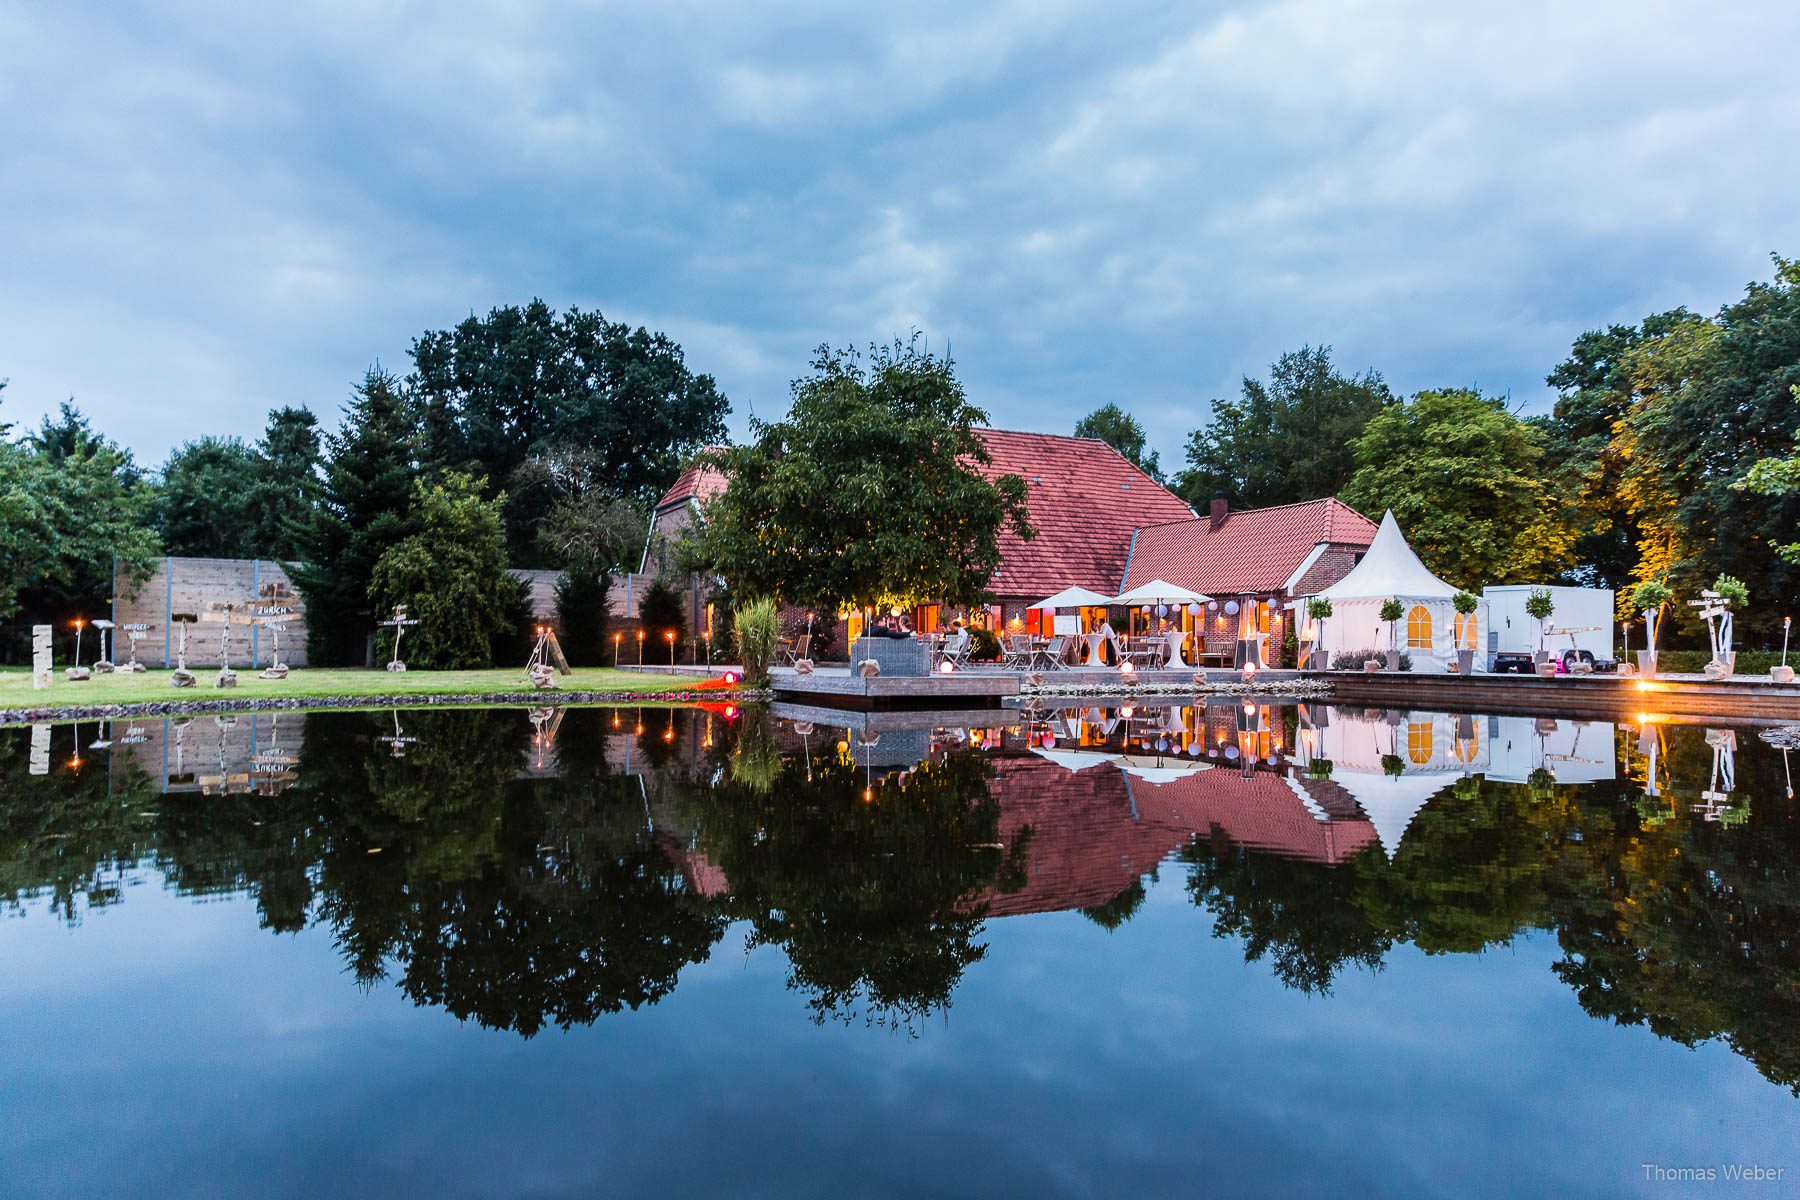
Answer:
1224;600;1240;616
1187;603;1202;617
1155;736;1169;752
1187;744;1202;757
1223;745;1240;760
1155;604;1168;617
1208;600;1219;613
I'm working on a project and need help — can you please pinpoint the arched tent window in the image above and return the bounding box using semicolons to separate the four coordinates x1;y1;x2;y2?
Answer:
1407;720;1434;765
1406;605;1433;649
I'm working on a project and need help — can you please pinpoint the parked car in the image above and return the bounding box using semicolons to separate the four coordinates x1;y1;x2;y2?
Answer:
1491;652;1536;675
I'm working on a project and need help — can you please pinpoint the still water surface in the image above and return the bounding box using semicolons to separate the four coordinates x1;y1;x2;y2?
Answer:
1;701;1797;1197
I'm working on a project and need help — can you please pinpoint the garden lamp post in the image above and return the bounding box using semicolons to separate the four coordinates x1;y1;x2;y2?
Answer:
636;629;645;667
71;618;85;668
613;631;623;667
665;629;676;669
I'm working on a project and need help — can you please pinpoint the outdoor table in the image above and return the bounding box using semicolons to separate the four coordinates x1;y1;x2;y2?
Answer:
1082;631;1120;666
1164;630;1192;669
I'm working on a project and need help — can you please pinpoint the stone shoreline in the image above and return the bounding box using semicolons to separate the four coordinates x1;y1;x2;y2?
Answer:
0;688;771;726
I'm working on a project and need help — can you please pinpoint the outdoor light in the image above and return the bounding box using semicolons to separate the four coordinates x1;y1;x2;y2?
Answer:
665;629;676;669
613;631;623;666
939;661;955;674
722;670;740;685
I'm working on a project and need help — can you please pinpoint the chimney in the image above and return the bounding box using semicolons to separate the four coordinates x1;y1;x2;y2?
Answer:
1210;490;1228;526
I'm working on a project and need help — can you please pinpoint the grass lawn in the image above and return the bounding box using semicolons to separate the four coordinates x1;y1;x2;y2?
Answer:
0;665;715;713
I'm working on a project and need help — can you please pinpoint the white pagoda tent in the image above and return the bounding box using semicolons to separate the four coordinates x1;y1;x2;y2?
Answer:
1308;511;1482;673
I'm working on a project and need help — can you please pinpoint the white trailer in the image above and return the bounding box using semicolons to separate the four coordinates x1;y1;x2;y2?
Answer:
1483;585;1615;666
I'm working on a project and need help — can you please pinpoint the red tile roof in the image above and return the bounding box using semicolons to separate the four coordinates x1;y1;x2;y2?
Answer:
656;454;728;513
655;430;1195;601
1121;498;1377;596
971;429;1195;600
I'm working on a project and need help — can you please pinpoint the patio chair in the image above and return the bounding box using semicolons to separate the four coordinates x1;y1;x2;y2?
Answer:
940;629;972;668
1040;635;1069;671
1001;635;1034;670
780;634;811;666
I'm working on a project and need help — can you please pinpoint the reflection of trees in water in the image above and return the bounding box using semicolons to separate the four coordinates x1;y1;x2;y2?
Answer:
1184;740;1800;1093
686;741;1030;1031
5;711;1799;1081
0;725;157;921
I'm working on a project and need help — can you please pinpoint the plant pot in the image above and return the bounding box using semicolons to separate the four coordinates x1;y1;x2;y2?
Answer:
1309;649;1327;671
1385;650;1400;671
1535;662;1557;678
1362;659;1382;673
1773;665;1796;684
1456;649;1474;676
1635;651;1657;679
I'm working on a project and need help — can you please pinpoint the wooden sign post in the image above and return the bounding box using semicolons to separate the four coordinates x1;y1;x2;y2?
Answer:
121;622;152;673
378;604;420;672
199;602;244;688
377;710;419;758
247;583;302;680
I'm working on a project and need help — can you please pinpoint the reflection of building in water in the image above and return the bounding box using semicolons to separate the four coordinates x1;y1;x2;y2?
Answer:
109;713;307;796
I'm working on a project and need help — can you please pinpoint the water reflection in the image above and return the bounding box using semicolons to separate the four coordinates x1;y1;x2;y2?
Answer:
2;701;1798;1092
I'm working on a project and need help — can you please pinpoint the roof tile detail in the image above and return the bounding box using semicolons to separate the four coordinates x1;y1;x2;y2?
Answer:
1121;498;1377;596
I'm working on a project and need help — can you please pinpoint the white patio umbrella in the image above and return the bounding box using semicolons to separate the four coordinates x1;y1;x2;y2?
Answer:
1112;580;1210;607
1113;754;1211;783
1029;746;1117;772
1029;586;1116;610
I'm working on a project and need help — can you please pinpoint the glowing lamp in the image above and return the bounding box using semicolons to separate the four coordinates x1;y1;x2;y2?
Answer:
939;661;956;674
722;670;740;685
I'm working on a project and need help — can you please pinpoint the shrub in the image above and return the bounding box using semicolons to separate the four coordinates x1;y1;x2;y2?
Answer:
1277;622;1298;668
733;596;781;686
367;473;527;668
639;577;688;663
1331;649;1412;670
1308;597;1333;620
1381;753;1406;778
1378;597;1405;625
1307;758;1334;780
968;626;1002;662
554;570;610;666
1525;588;1555;622
1652;649;1784;674
1453;590;1478;615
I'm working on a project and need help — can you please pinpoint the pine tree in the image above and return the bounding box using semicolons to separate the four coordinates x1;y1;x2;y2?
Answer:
247;406;323;560
292;368;419;665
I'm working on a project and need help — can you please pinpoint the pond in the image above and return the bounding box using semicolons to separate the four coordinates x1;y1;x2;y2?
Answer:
1;700;1796;1196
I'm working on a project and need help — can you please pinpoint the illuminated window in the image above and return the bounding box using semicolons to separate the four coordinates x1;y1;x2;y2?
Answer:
1407;605;1433;649
1407;720;1434;764
1455;727;1481;764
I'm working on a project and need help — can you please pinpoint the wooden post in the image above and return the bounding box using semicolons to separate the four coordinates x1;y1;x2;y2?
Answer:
546;629;573;675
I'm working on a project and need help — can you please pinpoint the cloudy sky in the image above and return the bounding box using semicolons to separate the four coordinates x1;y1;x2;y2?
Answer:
3;0;1798;469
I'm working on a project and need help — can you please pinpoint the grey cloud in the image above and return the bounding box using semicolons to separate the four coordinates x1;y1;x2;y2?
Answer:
2;0;1796;472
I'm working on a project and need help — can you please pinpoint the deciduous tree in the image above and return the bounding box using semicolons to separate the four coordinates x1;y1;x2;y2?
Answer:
1176;345;1392;509
693;339;1033;614
156;436;262;556
1073;403;1162;480
1340;388;1573;588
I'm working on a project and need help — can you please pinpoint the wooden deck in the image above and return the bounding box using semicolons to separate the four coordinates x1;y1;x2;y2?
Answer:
1319;669;1800;724
768;665;1306;709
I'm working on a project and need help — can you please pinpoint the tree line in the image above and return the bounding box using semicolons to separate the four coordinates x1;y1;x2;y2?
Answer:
0;300;727;666
1073;256;1800;643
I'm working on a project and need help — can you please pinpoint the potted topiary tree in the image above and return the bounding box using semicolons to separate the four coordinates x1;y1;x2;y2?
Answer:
1381;752;1406;778
1307;597;1333;671
1452;590;1478;676
1379;597;1405;670
1525;588;1555;672
1630;579;1673;678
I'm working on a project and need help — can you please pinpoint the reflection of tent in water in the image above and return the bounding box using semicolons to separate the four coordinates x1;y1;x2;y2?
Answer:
1296;709;1481;858
1323;770;1457;859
